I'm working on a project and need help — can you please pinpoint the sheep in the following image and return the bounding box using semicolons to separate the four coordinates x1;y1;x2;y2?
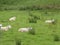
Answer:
0;24;2;28
9;16;16;21
0;24;2;26
0;25;11;31
45;19;55;24
18;27;32;32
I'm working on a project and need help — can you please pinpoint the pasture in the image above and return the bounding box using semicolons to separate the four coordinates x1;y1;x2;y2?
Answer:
0;10;60;45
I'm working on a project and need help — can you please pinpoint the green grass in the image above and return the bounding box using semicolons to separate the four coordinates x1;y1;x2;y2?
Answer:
0;10;60;45
0;0;60;10
0;0;60;5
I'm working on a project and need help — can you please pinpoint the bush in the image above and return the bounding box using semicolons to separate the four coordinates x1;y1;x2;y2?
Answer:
28;12;40;23
15;39;21;45
29;28;35;35
33;16;40;20
19;6;26;10
19;5;43;11
54;35;60;41
28;17;37;23
29;12;34;17
44;11;48;14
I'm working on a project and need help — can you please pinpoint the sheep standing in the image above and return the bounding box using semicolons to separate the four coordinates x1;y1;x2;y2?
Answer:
0;25;11;31
18;27;32;32
9;16;16;21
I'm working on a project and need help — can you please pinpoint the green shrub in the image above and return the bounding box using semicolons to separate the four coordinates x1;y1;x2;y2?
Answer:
33;16;40;20
29;28;35;35
54;35;60;41
28;17;37;23
15;39;21;45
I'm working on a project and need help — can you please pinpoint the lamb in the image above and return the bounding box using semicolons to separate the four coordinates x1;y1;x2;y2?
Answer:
45;19;55;24
0;25;11;31
18;27;32;32
9;16;16;21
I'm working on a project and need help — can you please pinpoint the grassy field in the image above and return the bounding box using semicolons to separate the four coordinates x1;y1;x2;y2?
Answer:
0;0;60;5
0;10;60;45
0;0;60;10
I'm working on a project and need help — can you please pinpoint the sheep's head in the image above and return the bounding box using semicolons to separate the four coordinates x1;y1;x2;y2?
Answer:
28;27;32;30
13;16;16;19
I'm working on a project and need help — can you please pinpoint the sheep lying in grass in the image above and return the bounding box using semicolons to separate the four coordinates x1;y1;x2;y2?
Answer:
0;24;2;29
9;16;16;21
45;19;55;24
18;27;32;32
0;25;11;31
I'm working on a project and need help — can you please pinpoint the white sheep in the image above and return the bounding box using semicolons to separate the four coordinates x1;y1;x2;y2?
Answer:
0;25;11;31
45;19;55;24
18;27;32;32
0;24;2;29
9;16;16;21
